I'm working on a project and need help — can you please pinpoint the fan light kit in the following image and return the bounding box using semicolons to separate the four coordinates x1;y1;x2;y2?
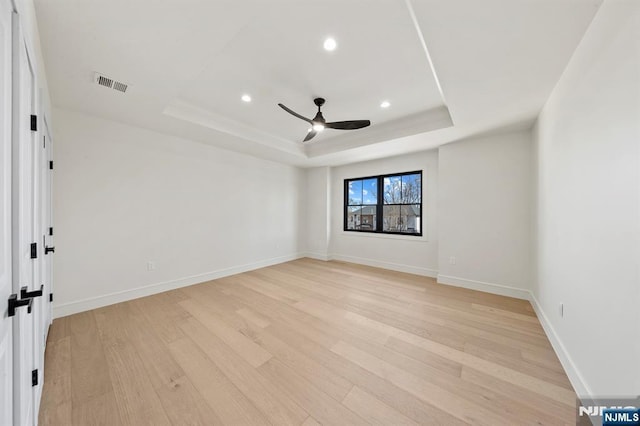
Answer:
278;97;371;142
323;37;337;51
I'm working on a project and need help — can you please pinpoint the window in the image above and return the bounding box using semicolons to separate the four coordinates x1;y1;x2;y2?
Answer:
344;171;422;236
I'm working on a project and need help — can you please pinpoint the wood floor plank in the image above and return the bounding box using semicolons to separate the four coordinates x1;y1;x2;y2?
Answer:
252;268;346;300
464;341;573;390
179;317;309;426
301;416;323;426
332;340;517;426
521;346;569;372
68;311;114;405
123;305;186;391
268;268;546;353
155;375;225;426
46;316;69;343
342;386;419;426
236;307;271;328
103;341;172;425
42;259;576;425
346;291;545;343
72;391;122;426
218;285;340;349
253;324;354;401
262;319;465;425
461;366;576;423
180;282;248;329
352;337;565;425
257;358;368;426
130;290;191;344
316;302;572;405
38;337;72;426
168;337;270;425
179;298;273;368
293;298;389;344
388;334;576;406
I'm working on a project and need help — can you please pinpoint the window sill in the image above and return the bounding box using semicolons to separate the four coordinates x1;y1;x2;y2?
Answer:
340;231;429;242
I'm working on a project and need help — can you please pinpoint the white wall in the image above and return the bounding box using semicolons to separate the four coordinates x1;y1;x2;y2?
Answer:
438;131;532;298
533;0;640;397
52;108;306;317
327;149;439;277
305;167;331;260
16;0;51;114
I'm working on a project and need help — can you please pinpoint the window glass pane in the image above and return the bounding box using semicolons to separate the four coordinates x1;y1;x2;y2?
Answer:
358;205;376;230
347;206;377;230
348;180;362;205
382;205;401;231
346;206;360;230
383;176;402;204
401;205;421;234
362;178;377;205
402;174;421;204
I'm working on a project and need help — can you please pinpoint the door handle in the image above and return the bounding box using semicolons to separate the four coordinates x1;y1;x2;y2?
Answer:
44;246;55;255
8;294;33;317
21;285;43;299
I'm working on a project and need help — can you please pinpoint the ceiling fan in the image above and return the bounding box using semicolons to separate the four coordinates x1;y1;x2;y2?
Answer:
278;97;371;142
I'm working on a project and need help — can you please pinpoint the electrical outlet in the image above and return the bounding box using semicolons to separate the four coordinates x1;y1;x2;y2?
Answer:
560;303;564;318
147;261;156;271
449;256;456;265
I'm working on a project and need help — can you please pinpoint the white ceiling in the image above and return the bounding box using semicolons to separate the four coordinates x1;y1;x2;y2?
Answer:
35;0;602;167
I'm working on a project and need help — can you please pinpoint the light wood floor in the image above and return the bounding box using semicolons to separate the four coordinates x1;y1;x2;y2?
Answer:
39;259;576;425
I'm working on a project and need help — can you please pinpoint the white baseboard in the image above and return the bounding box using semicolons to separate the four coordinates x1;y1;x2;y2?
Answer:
527;292;591;399
53;253;304;318
303;251;331;261
329;253;438;278
437;274;530;300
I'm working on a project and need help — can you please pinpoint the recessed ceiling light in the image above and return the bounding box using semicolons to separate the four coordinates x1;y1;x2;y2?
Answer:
323;37;337;51
241;94;252;103
312;123;325;132
380;101;390;108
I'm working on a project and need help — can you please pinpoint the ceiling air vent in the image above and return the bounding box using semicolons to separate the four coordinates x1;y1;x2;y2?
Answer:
94;72;128;93
112;81;128;93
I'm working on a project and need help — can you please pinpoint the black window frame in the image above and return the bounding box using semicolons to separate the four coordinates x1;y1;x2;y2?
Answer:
344;170;423;237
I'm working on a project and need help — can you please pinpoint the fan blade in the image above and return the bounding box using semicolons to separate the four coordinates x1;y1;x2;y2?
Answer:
325;120;371;130
303;130;317;142
278;103;313;124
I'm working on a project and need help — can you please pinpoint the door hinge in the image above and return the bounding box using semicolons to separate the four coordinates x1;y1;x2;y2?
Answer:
30;242;37;259
30;115;37;132
49;227;53;236
49;293;53;302
49;160;53;170
32;369;38;386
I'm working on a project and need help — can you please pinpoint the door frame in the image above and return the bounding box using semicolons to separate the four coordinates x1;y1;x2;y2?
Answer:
0;0;14;423
11;7;42;425
41;110;53;332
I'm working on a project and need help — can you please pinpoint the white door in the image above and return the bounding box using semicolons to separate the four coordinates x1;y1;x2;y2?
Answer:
0;0;14;423
33;113;53;411
40;117;53;330
12;10;39;425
